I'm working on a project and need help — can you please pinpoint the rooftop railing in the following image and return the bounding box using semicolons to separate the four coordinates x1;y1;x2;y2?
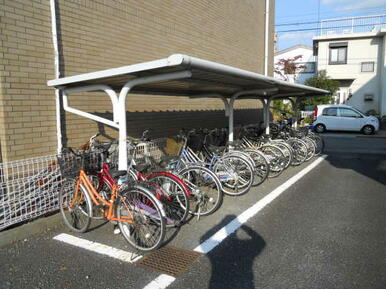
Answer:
320;14;386;36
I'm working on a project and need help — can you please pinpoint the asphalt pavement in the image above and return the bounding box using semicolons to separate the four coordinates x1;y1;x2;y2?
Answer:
1;132;385;289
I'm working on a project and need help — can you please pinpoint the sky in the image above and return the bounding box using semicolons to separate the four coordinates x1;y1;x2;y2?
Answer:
275;0;386;51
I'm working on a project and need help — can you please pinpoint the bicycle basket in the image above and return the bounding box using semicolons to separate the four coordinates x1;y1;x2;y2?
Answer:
58;150;102;178
57;153;82;178
83;151;102;172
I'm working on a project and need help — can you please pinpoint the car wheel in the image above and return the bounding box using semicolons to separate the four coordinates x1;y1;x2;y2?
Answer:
362;125;374;135
314;124;326;133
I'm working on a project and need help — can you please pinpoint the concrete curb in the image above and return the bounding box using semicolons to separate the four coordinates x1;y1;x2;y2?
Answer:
0;212;64;248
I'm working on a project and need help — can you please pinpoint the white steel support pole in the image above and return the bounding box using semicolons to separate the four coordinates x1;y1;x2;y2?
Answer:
228;97;236;142
117;71;192;171
264;0;270;76
287;98;297;128
50;0;62;153
55;93;62;153
221;97;230;117
264;98;272;135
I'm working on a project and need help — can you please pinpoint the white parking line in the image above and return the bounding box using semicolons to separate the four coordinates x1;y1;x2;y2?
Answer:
53;233;142;263
143;155;327;289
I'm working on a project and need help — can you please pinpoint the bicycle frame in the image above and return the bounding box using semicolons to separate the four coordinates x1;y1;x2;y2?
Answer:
76;168;134;224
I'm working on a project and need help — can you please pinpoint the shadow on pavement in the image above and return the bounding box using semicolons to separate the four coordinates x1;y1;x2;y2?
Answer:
200;215;266;289
325;153;386;185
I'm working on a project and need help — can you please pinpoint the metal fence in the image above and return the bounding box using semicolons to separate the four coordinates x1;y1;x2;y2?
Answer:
0;139;171;231
320;14;386;36
300;111;313;118
0;155;62;231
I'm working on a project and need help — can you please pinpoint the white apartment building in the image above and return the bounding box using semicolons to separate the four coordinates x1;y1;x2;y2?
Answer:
274;45;316;84
313;15;386;116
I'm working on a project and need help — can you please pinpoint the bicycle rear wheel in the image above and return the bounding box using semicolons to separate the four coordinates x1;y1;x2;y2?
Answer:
59;177;92;233
115;186;166;252
178;166;223;216
243;149;270;186
309;133;324;155
288;138;308;166
147;174;189;227
303;137;316;161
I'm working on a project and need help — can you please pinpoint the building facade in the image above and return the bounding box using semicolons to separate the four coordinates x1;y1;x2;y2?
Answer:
313;15;386;116
0;0;275;163
274;44;316;84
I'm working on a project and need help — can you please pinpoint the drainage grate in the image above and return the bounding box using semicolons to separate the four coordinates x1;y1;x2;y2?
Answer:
136;246;203;277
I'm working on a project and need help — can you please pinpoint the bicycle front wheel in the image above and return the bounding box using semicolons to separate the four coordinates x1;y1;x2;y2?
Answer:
115;186;166;252
214;155;254;196
59;177;92;233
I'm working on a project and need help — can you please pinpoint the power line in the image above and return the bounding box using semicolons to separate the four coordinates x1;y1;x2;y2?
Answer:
276;22;386;33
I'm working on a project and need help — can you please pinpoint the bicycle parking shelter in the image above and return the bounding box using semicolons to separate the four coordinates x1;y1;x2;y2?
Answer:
48;54;329;171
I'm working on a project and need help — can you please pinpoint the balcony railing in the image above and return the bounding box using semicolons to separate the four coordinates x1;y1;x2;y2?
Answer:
320;14;386;36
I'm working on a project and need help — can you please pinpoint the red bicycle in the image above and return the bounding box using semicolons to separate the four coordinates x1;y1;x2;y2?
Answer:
88;134;191;228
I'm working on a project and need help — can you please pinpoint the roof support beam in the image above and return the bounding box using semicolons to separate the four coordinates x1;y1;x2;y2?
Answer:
61;85;120;135
116;70;192;170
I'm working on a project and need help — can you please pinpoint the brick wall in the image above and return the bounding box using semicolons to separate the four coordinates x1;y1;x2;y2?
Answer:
0;0;274;162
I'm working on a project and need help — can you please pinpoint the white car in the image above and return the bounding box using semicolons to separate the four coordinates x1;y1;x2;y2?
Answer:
312;104;379;135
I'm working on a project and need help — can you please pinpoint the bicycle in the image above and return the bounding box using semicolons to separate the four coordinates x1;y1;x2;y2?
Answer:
101;132;191;228
58;148;166;252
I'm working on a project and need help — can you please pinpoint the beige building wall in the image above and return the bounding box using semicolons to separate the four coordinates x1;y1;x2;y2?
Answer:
316;34;383;113
0;0;275;162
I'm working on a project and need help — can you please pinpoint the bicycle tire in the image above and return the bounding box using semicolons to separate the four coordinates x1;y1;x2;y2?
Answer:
115;185;166;252
147;174;190;227
243;149;270;186
270;141;293;169
178;165;223;216
59;177;92;233
259;145;286;178
288;138;308;166
303;137;316;161
213;154;254;196
309;133;324;155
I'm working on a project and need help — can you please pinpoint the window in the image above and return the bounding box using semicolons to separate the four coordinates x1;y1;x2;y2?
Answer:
364;94;374;102
329;42;348;65
361;62;374;72
322;107;337;116
339;108;361;118
297;62;315;73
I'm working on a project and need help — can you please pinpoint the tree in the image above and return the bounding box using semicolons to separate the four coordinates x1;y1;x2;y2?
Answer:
300;70;339;110
274;55;305;82
273;55;305;119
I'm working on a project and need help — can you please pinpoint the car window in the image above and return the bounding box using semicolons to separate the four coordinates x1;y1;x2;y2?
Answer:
322;107;337;116
339;108;361;118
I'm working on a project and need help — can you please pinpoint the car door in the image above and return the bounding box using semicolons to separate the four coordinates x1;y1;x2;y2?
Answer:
338;107;364;131
320;107;339;130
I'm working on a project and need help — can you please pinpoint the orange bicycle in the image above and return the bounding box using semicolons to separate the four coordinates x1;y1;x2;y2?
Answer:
58;148;166;252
